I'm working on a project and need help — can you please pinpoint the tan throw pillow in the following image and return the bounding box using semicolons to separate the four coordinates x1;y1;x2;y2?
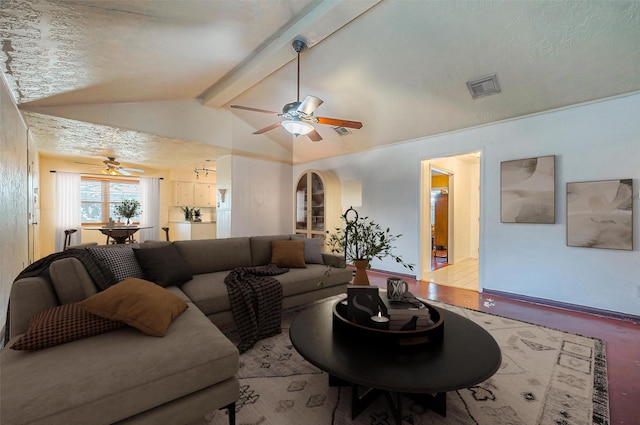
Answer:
11;303;124;351
80;278;188;337
270;240;306;268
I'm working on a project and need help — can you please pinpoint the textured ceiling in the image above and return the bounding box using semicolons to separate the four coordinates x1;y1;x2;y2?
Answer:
1;0;639;170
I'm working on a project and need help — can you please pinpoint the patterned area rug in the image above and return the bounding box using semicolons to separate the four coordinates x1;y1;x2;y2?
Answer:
193;296;609;425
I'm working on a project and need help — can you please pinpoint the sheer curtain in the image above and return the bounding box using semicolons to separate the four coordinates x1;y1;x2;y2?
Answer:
138;177;160;242
55;172;81;252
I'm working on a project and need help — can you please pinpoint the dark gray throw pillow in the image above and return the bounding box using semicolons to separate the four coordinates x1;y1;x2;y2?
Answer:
133;244;193;287
291;235;324;264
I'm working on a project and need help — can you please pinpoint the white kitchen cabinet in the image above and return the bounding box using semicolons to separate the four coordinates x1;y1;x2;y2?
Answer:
172;222;216;241
194;183;215;206
174;181;194;206
174;182;215;206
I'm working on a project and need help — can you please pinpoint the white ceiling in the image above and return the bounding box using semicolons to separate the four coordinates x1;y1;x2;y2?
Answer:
2;0;639;171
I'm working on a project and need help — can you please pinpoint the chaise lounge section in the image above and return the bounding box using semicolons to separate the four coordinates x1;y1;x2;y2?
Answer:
1;234;351;425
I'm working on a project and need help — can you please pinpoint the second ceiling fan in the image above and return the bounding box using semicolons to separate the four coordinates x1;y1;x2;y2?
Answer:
230;39;363;142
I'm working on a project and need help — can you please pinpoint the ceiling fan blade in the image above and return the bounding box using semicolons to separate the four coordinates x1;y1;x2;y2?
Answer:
253;122;283;135
297;95;323;115
307;129;323;142
230;105;279;115
315;116;363;129
121;167;145;173
116;168;131;176
74;161;102;167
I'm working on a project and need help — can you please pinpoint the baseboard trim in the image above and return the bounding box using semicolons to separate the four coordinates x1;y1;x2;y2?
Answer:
366;267;416;280
484;289;640;324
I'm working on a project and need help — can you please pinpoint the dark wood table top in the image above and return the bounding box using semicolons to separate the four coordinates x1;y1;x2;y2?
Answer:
290;297;502;394
85;226;153;244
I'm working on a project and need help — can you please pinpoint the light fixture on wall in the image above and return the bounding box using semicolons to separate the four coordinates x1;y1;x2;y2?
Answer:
194;160;216;179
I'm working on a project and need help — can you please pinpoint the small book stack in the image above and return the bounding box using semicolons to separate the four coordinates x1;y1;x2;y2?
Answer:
380;293;434;331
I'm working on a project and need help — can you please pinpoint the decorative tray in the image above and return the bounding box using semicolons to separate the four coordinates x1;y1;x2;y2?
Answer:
332;297;444;347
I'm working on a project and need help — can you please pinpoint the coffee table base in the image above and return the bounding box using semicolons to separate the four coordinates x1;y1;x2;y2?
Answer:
329;375;447;424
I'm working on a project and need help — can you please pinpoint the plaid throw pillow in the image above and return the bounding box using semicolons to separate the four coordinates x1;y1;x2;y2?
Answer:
87;245;145;282
11;303;124;350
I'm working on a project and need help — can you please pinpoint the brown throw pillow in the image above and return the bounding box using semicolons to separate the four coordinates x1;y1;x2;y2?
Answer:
11;303;124;351
270;240;306;268
80;278;188;337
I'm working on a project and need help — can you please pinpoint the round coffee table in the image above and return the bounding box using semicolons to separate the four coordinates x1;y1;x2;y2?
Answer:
289;297;501;424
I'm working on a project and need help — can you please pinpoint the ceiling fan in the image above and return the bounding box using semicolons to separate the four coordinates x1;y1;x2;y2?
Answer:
74;156;145;176
230;39;363;142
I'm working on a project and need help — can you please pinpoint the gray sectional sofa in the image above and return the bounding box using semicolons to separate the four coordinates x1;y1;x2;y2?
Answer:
1;234;352;425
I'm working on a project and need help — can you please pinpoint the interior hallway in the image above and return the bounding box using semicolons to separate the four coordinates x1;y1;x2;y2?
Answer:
422;257;479;291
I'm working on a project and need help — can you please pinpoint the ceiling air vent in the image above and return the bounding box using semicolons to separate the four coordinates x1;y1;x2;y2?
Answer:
333;126;351;136
466;74;500;99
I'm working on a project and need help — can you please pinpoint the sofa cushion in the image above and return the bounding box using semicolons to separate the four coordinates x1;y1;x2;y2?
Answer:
49;257;99;304
80;278;188;337
10;303;124;350
173;238;252;274
291;235;325;264
179;271;231;316
275;264;353;297
86;245;145;282
270;240;306;268
133;244;193;287
250;234;291;266
1;302;239;425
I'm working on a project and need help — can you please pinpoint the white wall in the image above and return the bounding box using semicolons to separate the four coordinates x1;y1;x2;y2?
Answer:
230;156;293;237
295;93;640;315
294;142;421;274
0;77;29;333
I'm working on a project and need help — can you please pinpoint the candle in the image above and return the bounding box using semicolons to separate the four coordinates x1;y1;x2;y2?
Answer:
370;313;390;330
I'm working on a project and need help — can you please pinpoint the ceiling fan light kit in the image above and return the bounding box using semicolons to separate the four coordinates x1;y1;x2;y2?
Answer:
230;39;363;142
282;118;314;136
75;156;145;176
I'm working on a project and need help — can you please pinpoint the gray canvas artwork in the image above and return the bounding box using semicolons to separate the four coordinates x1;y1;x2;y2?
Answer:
501;155;555;223
567;179;633;250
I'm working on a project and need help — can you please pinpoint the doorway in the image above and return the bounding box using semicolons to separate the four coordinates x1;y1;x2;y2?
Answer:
420;152;480;291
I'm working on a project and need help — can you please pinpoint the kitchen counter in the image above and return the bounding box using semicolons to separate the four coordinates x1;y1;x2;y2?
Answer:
169;220;216;224
170;221;216;240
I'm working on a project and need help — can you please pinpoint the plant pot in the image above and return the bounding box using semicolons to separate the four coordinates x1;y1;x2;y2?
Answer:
352;259;370;286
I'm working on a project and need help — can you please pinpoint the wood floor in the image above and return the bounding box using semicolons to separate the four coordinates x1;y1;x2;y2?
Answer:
366;270;639;425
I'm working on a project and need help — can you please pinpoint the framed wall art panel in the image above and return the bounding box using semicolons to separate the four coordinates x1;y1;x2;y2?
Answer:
566;179;633;250
501;155;555;223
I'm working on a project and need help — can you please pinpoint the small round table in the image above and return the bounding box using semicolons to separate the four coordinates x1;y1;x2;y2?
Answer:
289;297;501;424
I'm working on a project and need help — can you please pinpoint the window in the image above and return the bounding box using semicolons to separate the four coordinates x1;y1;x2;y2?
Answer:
80;177;140;224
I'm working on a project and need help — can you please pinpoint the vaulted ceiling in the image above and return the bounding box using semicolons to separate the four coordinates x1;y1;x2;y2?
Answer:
2;0;639;172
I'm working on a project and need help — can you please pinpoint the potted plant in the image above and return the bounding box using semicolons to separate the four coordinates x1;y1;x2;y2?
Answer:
114;199;141;226
326;215;414;285
180;206;193;221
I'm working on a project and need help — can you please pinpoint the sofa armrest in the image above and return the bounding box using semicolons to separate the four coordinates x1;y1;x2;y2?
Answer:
322;253;346;268
8;276;58;339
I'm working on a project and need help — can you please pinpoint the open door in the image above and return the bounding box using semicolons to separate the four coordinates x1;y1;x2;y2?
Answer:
433;190;448;262
419;152;480;290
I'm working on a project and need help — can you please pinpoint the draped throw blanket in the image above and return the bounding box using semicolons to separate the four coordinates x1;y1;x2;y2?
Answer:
224;264;288;353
